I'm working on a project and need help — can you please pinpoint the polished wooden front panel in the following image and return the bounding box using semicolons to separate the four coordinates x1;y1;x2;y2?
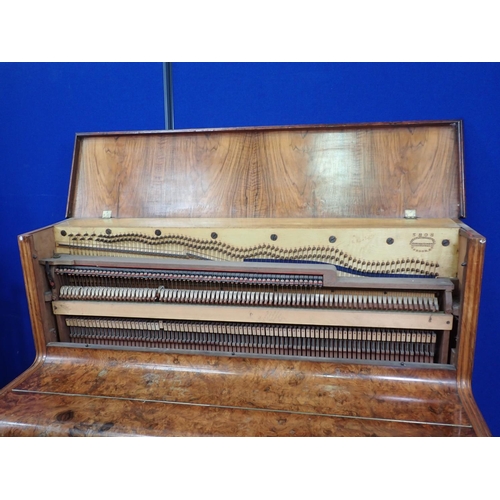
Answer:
0;392;476;437
0;345;477;437
68;122;463;220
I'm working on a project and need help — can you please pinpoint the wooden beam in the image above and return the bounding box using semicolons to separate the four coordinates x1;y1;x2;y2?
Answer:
52;301;453;331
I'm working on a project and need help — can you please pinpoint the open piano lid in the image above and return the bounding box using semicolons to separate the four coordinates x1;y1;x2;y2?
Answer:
66;120;465;220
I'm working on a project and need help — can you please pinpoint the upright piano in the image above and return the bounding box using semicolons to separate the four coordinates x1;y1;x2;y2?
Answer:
0;121;490;436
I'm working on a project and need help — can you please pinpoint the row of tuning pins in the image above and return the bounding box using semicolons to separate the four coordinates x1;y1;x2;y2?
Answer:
69;230;440;276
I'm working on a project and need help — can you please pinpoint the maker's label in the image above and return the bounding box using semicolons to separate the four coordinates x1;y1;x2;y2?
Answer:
410;233;435;252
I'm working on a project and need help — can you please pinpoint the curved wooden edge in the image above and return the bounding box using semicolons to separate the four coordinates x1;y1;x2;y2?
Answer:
0;356;45;397
457;384;490;436
11;227;57;377
0;234;49;396
455;222;490;436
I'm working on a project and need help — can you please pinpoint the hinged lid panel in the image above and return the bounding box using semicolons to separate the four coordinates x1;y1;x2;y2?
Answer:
67;121;464;219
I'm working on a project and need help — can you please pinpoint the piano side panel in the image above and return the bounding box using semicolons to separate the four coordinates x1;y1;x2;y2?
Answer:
18;227;57;353
455;224;490;436
0;228;58;399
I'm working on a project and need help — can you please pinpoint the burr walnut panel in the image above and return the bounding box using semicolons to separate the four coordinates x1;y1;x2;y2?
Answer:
0;391;476;437
13;345;472;428
68;123;462;219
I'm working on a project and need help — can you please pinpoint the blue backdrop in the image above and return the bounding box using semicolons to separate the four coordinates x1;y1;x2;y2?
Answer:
0;62;165;385
1;62;498;435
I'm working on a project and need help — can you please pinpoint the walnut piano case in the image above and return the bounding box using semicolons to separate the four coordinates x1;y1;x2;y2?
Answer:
0;121;489;436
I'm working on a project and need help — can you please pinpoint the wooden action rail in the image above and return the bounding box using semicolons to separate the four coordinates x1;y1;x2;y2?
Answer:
42;255;455;290
46;255;454;330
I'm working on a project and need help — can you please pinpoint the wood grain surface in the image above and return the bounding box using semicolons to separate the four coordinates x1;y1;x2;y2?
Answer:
455;223;490;435
52;301;454;331
0;391;476;437
0;344;476;436
68;123;462;219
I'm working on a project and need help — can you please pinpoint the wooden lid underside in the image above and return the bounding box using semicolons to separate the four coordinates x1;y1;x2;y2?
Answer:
67;121;464;220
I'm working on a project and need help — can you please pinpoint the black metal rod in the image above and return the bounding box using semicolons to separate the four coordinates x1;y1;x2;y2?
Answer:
163;62;175;130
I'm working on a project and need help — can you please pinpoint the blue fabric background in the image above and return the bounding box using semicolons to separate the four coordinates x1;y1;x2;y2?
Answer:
0;62;165;384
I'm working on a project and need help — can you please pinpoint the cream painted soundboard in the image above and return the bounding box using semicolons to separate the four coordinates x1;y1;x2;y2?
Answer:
53;218;460;278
